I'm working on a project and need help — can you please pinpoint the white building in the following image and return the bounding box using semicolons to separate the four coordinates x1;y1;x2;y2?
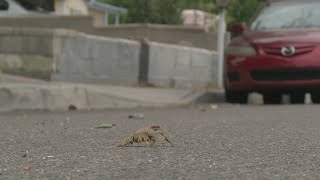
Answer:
54;0;127;27
181;9;219;32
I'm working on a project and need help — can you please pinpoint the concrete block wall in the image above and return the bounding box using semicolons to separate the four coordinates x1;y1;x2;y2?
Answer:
0;27;219;88
0;16;94;33
52;30;141;85
0;27;54;56
0;28;54;80
92;24;218;50
0;16;218;50
147;42;218;89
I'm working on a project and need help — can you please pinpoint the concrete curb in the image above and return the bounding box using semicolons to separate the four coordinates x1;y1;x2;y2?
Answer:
0;83;211;112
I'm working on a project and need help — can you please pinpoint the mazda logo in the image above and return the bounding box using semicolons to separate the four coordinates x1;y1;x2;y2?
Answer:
281;46;296;57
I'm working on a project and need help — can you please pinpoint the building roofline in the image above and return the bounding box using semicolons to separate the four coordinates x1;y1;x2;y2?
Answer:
87;0;127;14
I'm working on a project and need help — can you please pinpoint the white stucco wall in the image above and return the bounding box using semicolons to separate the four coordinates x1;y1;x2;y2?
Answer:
55;0;88;15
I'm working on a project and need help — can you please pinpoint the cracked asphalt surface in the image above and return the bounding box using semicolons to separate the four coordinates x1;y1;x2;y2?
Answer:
1;104;320;179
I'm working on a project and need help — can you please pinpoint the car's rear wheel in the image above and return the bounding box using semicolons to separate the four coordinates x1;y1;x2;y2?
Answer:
225;90;248;104
290;92;305;104
311;91;320;104
263;93;282;104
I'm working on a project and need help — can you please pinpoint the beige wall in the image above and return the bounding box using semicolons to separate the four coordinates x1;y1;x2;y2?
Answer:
54;0;105;27
55;0;88;15
55;0;63;14
89;9;105;27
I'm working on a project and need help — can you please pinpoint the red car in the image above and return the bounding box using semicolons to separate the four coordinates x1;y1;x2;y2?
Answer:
224;0;320;104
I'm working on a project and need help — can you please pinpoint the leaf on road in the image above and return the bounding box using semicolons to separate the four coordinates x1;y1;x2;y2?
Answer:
22;166;32;171
210;104;218;109
128;113;144;119
95;124;115;129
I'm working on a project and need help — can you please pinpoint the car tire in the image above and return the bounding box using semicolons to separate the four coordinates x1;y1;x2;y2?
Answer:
225;90;248;104
290;92;305;104
263;93;282;104
311;92;320;104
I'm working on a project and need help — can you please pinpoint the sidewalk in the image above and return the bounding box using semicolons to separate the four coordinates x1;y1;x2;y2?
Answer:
0;73;221;111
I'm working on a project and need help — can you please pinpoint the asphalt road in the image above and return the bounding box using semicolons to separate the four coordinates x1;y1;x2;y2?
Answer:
1;104;320;179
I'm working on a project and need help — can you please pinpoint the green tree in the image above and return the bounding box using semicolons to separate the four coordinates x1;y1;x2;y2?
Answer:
150;0;181;24
100;0;181;24
99;0;262;25
226;0;263;24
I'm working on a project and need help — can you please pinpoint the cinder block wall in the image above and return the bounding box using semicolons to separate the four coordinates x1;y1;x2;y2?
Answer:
0;16;218;50
52;35;219;88
0;27;54;79
0;27;54;56
0;27;141;84
0;27;219;88
51;30;141;85
147;42;218;89
0;16;94;33
91;24;218;50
